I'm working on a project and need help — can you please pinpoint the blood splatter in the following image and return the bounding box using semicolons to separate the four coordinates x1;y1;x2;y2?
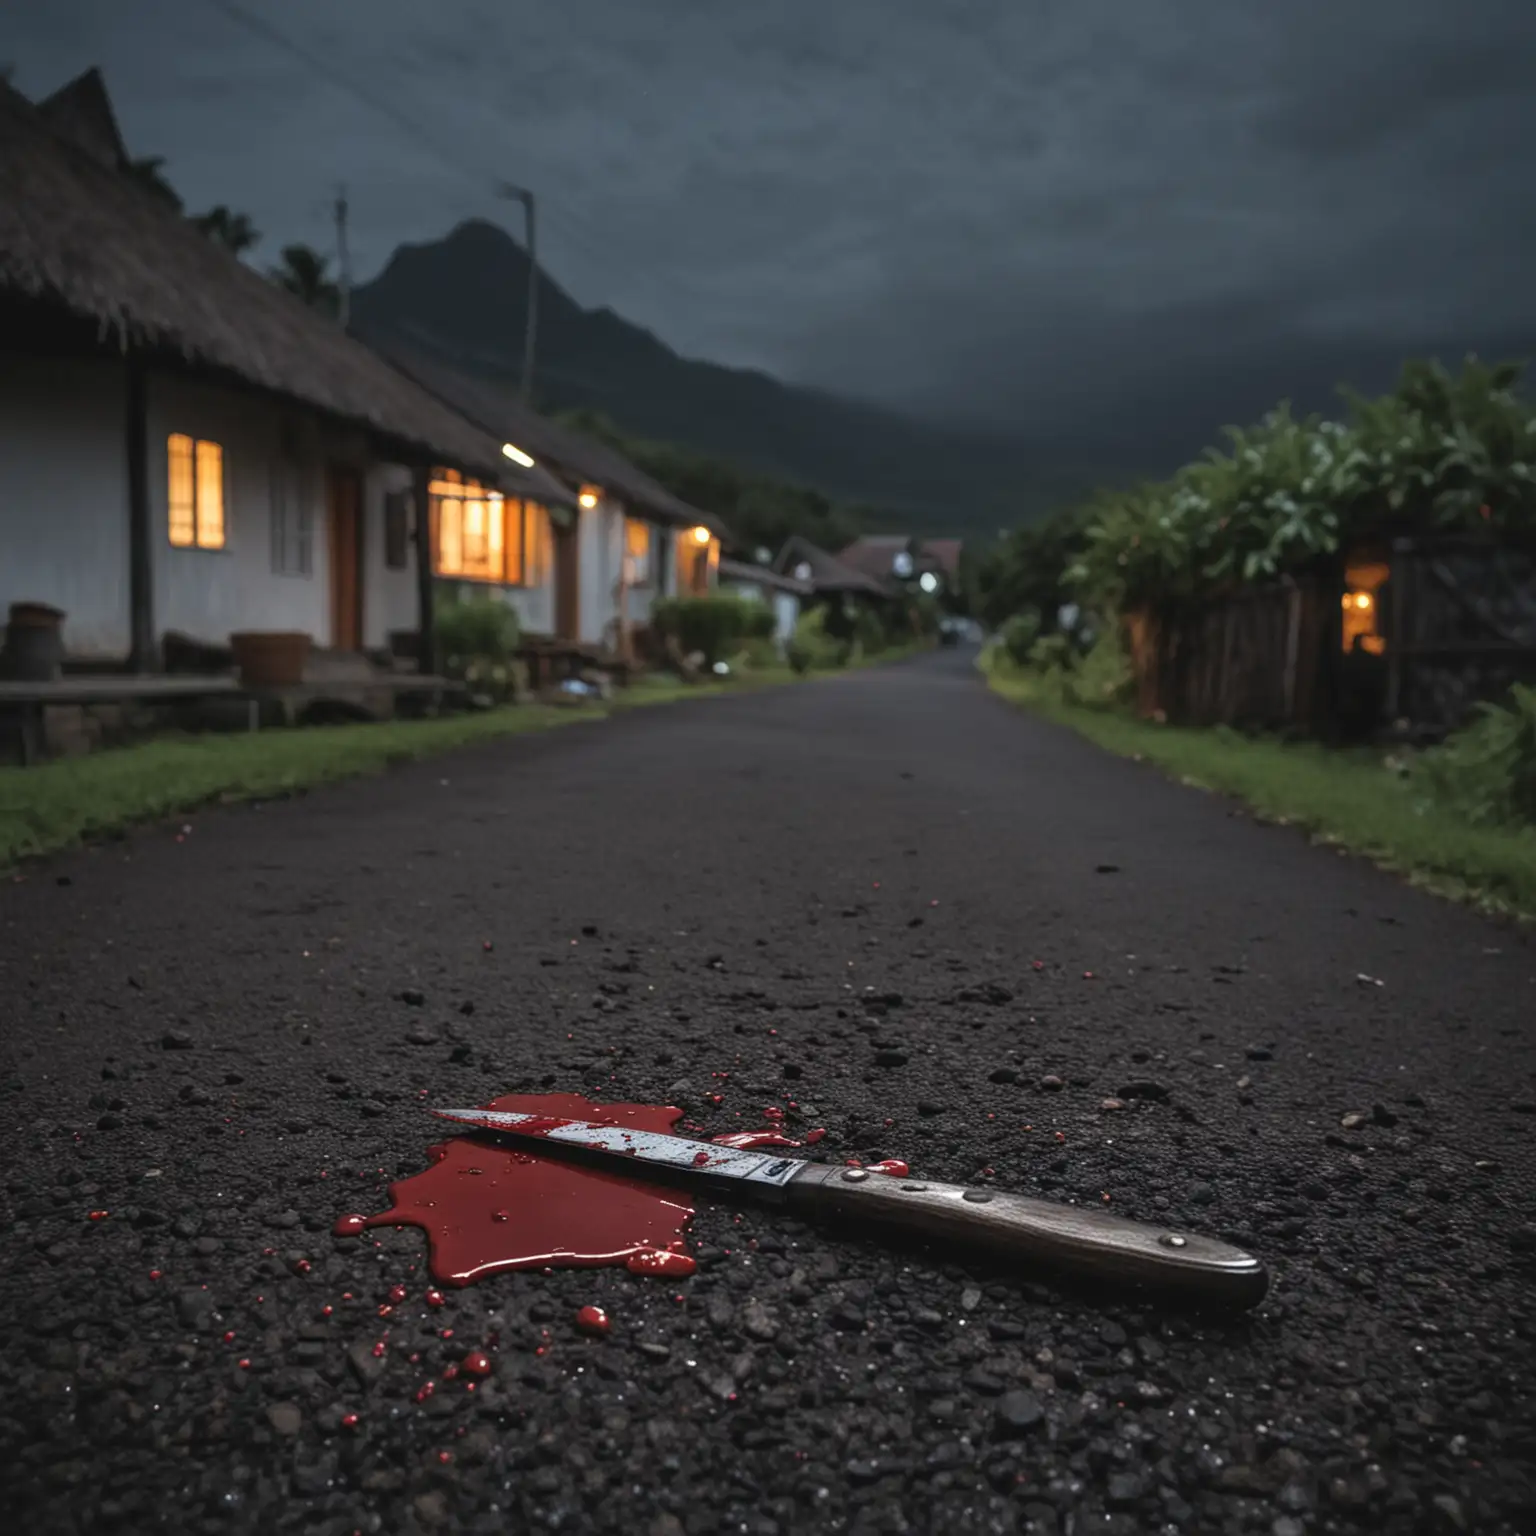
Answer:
867;1159;910;1178
332;1214;368;1237
576;1305;610;1335
803;1128;828;1145
344;1093;698;1286
709;1130;801;1150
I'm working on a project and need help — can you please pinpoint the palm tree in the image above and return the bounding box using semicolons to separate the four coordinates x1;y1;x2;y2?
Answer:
126;155;183;214
191;204;260;257
267;243;341;318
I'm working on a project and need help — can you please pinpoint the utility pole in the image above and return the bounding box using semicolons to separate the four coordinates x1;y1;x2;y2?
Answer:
499;183;538;403
334;184;352;329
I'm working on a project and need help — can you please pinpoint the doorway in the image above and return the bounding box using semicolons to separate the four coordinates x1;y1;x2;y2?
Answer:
554;514;580;641
327;467;364;650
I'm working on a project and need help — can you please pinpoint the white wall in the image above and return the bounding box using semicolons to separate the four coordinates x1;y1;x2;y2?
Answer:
149;373;334;646
501;574;555;637
363;463;418;650
0;351;132;659
773;591;801;649
578;499;620;646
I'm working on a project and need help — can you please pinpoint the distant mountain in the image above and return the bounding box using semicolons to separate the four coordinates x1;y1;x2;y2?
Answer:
349;220;1067;538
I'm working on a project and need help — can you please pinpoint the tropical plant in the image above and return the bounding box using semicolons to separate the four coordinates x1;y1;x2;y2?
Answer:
268;243;342;317
435;592;520;699
651;594;773;667
786;606;843;674
1060;357;1536;616
998;609;1042;667
127;154;184;213
191;204;261;256
1414;684;1536;827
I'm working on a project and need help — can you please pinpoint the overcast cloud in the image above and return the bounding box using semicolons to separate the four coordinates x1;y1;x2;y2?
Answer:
8;0;1535;475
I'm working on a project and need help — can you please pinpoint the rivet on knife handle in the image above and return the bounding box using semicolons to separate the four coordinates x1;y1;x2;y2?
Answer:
787;1164;1269;1309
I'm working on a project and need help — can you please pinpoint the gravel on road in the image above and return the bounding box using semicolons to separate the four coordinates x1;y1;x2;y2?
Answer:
2;650;1533;1535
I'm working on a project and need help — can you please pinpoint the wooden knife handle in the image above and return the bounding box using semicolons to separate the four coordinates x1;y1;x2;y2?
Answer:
785;1164;1268;1310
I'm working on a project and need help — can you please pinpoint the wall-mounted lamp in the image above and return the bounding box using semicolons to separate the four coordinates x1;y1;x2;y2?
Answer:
690;525;712;545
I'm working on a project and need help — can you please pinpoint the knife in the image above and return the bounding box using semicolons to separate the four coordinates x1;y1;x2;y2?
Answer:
432;1107;1269;1310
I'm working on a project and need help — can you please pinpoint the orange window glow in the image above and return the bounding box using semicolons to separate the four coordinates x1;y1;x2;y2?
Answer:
524;502;552;585
166;433;226;548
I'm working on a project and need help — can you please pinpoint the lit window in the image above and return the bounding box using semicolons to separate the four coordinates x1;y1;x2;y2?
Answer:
624;518;651;584
167;433;226;549
524;502;553;586
1341;559;1388;655
430;469;510;582
678;529;713;595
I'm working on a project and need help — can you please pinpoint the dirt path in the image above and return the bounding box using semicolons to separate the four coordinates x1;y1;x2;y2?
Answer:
3;651;1532;1535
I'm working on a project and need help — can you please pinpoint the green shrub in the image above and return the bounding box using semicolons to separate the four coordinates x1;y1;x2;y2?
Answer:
732;635;783;671
433;592;521;702
852;605;888;659
1414;684;1536;827
1062;628;1134;710
653;595;773;666
999;609;1042;666
1027;632;1078;673
435;591;520;663
786;606;844;674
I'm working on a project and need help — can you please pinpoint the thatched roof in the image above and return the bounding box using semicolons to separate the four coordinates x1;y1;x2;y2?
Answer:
840;535;963;582
0;74;552;491
772;535;892;597
368;333;729;538
718;557;812;597
37;68;128;173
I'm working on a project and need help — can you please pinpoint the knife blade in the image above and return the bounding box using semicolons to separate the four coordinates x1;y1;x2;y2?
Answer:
430;1106;1268;1310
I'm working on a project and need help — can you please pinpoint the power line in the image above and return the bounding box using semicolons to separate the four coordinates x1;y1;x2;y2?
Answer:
193;0;695;306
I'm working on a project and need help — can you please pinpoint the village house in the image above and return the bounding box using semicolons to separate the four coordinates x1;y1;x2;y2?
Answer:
716;557;812;654
0;69;584;736
772;535;894;605
364;341;729;661
838;535;963;598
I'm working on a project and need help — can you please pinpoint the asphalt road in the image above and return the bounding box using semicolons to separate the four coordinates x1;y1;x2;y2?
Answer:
3;649;1534;1536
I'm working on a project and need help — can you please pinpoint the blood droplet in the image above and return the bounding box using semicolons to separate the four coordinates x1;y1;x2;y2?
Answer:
387;1284;408;1304
333;1214;368;1237
804;1128;828;1145
425;1289;446;1308
341;1412;359;1429
867;1159;910;1178
87;1210;108;1222
575;1305;610;1336
461;1351;492;1377
625;1247;697;1277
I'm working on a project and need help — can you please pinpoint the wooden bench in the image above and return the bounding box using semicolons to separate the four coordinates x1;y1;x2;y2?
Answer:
515;637;635;692
0;674;255;767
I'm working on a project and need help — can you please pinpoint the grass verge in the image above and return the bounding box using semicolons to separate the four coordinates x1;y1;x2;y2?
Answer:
986;665;1536;921
0;648;926;869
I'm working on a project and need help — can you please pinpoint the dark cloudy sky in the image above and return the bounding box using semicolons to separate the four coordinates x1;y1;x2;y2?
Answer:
9;0;1536;473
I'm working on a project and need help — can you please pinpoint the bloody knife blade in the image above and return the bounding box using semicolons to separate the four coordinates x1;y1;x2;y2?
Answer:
430;1106;1269;1310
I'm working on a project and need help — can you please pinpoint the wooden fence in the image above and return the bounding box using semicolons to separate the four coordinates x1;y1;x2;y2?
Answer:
1124;578;1334;732
1125;536;1536;738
